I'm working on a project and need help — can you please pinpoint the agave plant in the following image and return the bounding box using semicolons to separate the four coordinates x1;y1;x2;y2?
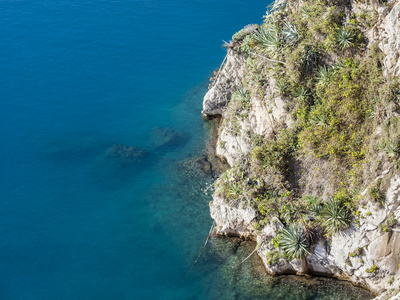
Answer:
275;79;289;95
266;189;280;199
282;22;299;46
233;87;250;102
315;66;330;85
335;27;354;49
278;224;310;259
233;87;251;111
254;24;281;55
295;86;311;103
321;197;352;235
246;57;260;72
385;141;399;159
301;4;312;20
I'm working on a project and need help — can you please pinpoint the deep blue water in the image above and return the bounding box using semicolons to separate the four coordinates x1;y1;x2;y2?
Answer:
0;1;374;299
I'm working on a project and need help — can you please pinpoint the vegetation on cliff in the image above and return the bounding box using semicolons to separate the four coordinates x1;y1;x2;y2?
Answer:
213;0;400;259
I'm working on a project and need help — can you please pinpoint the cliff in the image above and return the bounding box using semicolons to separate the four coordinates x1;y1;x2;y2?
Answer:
203;0;400;298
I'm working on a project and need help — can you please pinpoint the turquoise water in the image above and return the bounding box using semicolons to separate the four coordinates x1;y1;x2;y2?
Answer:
0;1;374;299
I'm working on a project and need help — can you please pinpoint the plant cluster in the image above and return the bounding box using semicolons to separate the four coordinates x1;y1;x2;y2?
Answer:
379;212;398;232
365;265;378;274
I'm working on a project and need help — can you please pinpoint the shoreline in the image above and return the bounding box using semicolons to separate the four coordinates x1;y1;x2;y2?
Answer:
201;0;400;298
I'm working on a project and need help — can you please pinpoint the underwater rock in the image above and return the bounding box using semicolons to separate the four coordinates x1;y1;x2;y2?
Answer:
151;127;190;150
194;157;213;175
107;144;147;163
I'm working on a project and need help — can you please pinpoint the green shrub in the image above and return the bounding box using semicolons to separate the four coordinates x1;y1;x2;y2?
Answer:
369;179;385;205
250;128;297;171
232;24;257;42
366;265;378;273
379;213;398;232
240;34;255;54
301;46;319;74
266;250;283;266
299;57;381;162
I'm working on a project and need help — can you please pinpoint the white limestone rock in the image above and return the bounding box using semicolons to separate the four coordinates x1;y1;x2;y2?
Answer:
210;195;257;238
374;1;400;77
202;50;247;117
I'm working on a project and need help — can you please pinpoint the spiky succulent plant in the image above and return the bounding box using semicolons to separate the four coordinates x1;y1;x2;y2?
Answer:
385;142;399;159
282;22;299;46
335;27;354;49
278;224;310;259
321;197;352;235
315;66;330;85
233;87;250;102
301;5;312;20
254;24;281;55
295;86;311;103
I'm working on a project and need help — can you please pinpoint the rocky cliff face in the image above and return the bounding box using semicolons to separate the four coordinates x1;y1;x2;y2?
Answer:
203;0;400;298
374;1;400;77
203;49;290;167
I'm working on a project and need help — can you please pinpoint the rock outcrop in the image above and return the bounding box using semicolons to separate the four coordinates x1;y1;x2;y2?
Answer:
373;1;400;77
203;50;291;166
210;195;257;238
202;1;400;298
202;52;247;118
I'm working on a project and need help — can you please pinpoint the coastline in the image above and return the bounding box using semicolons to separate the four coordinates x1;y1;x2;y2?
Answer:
201;0;400;298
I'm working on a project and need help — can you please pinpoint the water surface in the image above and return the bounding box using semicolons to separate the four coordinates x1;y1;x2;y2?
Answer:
0;0;374;299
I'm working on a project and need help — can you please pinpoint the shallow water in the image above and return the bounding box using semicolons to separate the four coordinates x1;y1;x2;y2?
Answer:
0;0;374;299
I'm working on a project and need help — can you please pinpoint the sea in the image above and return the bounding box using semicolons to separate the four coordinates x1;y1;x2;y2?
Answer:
0;0;374;299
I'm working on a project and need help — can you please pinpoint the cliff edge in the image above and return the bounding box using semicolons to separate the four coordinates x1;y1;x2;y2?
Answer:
203;0;400;298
